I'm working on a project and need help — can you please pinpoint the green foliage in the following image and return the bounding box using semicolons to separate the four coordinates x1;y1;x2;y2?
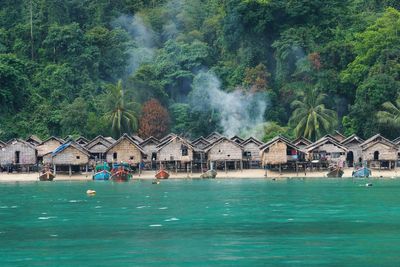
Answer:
289;88;338;141
0;1;399;140
262;122;292;143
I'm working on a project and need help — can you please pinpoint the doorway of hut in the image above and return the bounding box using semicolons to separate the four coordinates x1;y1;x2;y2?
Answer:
15;151;20;164
346;151;354;167
374;151;380;161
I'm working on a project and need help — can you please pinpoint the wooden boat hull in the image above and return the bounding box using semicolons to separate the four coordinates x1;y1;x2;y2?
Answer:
39;171;55;181
111;171;132;182
155;170;169;179
326;169;344;178
352;167;371;178
93;171;111;181
200;170;217;179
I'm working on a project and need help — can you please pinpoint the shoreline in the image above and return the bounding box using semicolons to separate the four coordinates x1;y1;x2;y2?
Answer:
0;169;399;182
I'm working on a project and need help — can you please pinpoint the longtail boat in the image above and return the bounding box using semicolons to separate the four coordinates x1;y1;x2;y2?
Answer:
39;169;55;181
93;162;111;181
352;167;371;178
111;162;132;182
155;169;169;179
326;167;344;178
200;169;217;178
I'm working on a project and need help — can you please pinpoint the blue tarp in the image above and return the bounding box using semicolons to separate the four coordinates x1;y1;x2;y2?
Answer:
52;142;71;156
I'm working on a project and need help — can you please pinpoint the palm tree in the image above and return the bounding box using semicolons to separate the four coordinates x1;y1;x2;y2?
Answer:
103;80;139;137
289;88;338;141
377;97;400;127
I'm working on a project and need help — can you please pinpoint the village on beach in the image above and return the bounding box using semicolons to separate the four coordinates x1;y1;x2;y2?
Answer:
0;130;399;181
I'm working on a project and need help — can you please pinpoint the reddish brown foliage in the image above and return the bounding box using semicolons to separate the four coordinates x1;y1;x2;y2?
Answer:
138;99;170;139
308;52;322;70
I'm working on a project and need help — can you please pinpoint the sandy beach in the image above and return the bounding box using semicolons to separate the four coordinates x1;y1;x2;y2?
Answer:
0;168;399;182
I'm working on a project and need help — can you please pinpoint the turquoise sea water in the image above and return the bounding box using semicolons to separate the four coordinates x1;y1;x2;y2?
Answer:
1;178;400;266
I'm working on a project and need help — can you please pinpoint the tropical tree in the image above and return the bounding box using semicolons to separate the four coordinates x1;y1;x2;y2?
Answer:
377;97;400;128
138;98;170;139
103;80;139;137
289;88;337;141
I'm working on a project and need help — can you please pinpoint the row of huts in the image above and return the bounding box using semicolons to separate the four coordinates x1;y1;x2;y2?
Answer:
0;131;399;173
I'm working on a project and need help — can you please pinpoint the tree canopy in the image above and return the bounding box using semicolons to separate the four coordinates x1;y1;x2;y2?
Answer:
0;1;399;141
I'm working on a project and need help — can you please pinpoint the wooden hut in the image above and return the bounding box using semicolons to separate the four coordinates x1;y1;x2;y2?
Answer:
157;135;194;172
340;134;364;167
206;132;223;144
0;139;37;170
159;133;177;143
75;136;89;146
191;137;211;150
26;135;42;146
292;137;312;150
230;135;244;144
36;136;65;162
131;135;144;144
140;136;160;169
304;135;347;166
43;141;90;175
360;134;397;169
259;136;304;171
204;137;243;171
84;135;114;162
242;137;263;169
105;134;145;166
332;131;346;142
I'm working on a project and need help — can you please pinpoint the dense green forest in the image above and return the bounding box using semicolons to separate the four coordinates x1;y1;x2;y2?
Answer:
1;0;400;142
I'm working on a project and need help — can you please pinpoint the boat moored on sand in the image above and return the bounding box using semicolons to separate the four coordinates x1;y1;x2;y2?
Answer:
92;163;111;181
111;162;132;181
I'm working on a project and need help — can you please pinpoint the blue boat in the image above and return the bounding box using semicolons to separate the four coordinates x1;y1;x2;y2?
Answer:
93;163;111;180
352;167;371;178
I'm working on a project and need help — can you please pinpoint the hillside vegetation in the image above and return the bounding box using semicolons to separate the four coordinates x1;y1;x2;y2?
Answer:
1;0;400;141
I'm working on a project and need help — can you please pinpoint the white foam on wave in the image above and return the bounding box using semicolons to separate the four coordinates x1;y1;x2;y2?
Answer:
68;200;82;203
0;206;8;209
158;207;168;210
149;224;162;227
50;234;58;237
38;216;57;220
94;206;102;209
11;206;18;208
136;206;146;209
164;217;179;222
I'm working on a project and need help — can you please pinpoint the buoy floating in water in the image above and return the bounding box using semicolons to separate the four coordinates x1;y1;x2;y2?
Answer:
365;183;373;187
86;189;96;195
152;180;160;184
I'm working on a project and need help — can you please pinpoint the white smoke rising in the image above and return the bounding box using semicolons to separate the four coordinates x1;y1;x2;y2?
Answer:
192;71;268;139
112;14;155;75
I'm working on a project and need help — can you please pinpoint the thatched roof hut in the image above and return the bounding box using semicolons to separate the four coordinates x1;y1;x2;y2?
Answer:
140;136;160;162
159;133;178;143
341;134;364;166
204;137;243;162
85;135;114;160
26;135;42;146
206;132;223;144
105;134;145;164
36;136;65;157
157;135;194;163
360;134;397;167
242;137;263;162
260;136;303;166
43;141;90;166
0;139;37;165
75;136;89;146
131;135;144;144
292;137;312;149
191;137;211;150
304;135;348;163
332;131;346;142
230;135;244;144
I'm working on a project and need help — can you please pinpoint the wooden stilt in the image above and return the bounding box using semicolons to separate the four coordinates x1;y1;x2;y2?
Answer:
69;165;72;177
53;164;56;176
225;160;227;173
279;164;281;174
240;160;243;172
190;161;193;175
175;160;177;173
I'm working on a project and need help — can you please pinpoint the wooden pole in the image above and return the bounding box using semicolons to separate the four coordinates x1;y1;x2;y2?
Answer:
175;160;177;173
240;160;243;172
53;164;56;176
190;160;193;175
69;165;72;177
225;160;227;173
296;162;298;176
